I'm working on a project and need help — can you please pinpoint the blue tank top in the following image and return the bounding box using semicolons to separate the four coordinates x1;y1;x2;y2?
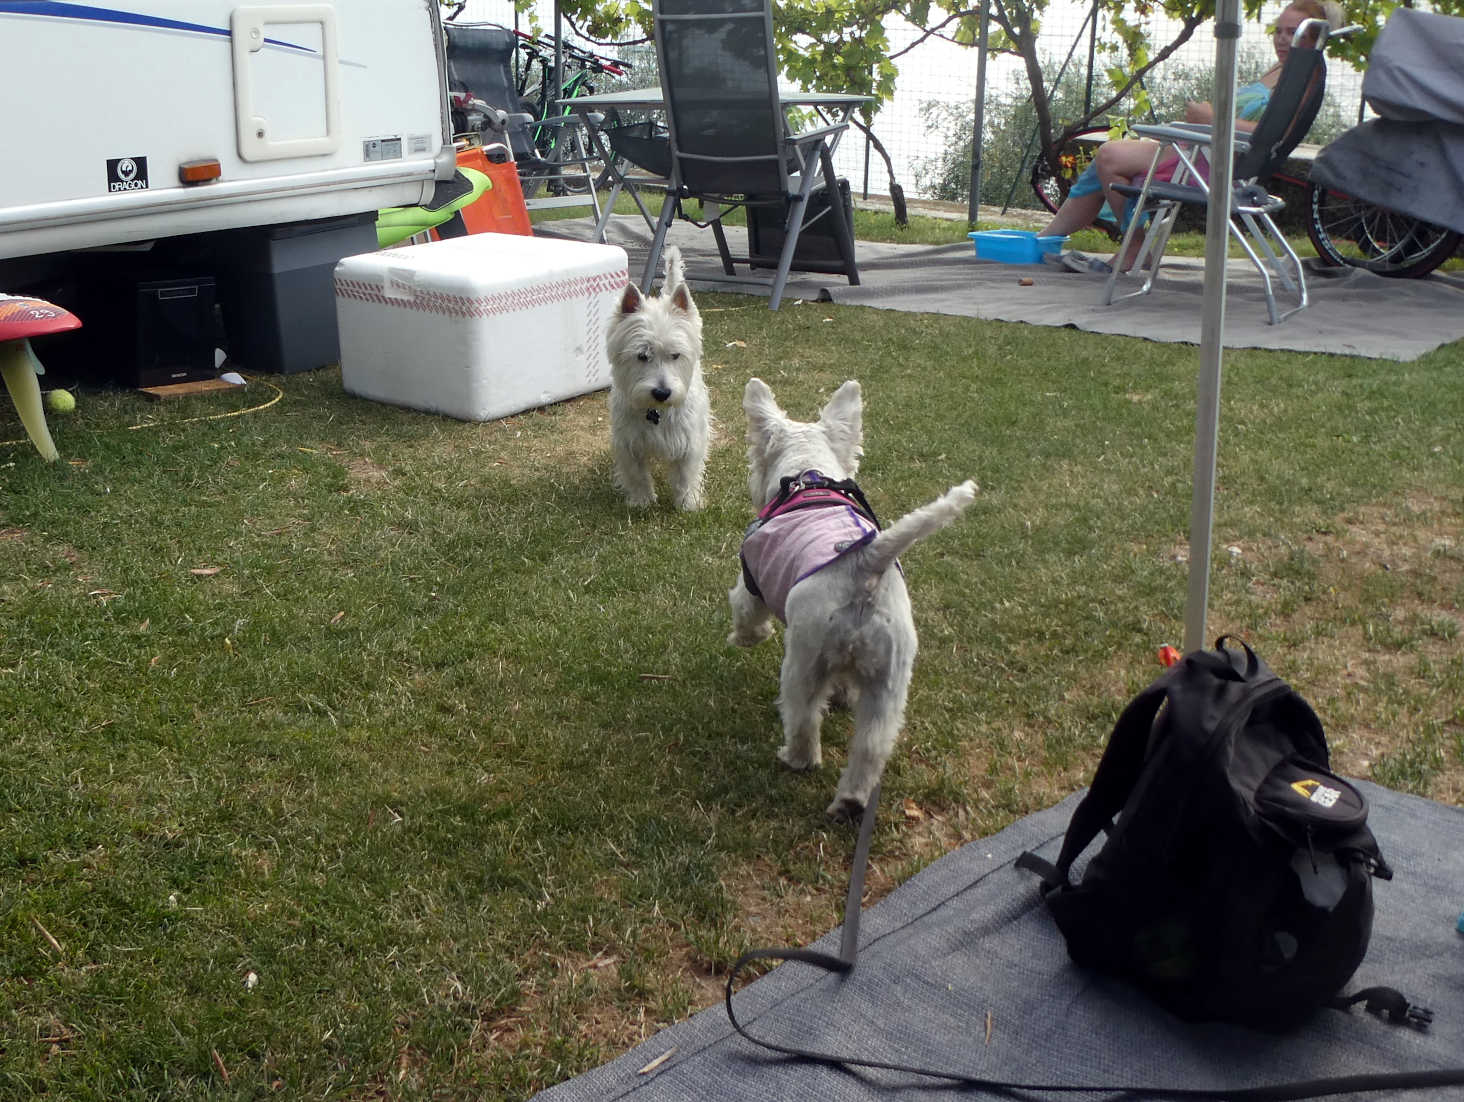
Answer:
1234;80;1272;122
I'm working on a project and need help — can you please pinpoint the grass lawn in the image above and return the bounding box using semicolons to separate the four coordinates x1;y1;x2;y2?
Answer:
2;257;1462;1099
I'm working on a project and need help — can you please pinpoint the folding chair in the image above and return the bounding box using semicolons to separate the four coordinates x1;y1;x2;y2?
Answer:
645;0;860;310
442;23;603;221
1101;20;1332;324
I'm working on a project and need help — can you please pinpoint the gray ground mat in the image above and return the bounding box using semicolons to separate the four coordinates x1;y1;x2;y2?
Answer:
537;216;1464;362
534;781;1464;1101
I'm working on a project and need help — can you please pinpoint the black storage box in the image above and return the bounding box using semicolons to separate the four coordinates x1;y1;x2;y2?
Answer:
212;211;378;374
747;177;855;274
41;264;218;388
129;277;218;387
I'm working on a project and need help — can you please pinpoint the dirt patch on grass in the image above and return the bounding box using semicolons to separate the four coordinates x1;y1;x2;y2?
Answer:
341;453;392;487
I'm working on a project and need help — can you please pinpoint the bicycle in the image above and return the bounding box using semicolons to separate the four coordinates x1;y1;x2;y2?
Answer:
1304;188;1460;277
513;32;633;196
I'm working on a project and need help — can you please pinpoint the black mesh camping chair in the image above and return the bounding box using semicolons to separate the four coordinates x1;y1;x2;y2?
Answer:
643;0;859;310
1101;19;1333;324
442;23;602;216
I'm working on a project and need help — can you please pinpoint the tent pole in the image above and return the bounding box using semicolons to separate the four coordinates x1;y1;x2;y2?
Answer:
1184;0;1241;653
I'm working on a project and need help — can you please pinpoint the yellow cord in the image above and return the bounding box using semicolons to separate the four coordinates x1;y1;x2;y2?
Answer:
125;379;285;431
0;377;285;452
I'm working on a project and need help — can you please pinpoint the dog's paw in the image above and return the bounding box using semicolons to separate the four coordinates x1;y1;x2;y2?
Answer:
777;745;820;771
621;490;657;508
825;795;866;823
727;621;774;648
674;490;705;512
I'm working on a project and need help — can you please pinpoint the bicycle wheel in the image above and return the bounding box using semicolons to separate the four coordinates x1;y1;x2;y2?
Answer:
1030;126;1123;243
1306;182;1461;278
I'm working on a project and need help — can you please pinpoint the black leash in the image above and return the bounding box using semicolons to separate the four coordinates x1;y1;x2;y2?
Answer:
722;788;1464;1100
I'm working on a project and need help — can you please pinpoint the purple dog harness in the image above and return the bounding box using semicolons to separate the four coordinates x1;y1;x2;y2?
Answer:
739;470;884;623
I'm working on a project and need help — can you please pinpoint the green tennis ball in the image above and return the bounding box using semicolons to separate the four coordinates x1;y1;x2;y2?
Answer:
45;388;76;414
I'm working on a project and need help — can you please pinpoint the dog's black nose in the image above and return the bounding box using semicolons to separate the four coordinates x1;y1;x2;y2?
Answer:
651;386;672;403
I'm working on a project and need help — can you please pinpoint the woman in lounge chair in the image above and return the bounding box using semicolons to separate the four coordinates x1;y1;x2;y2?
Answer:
1041;0;1341;273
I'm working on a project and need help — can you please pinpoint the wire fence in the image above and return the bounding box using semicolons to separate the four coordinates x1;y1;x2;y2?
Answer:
444;0;1369;210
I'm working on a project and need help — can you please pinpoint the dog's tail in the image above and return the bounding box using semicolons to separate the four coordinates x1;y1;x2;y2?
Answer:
858;480;978;581
662;245;686;293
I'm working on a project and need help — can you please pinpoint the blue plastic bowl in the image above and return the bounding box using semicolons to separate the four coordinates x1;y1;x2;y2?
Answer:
969;229;1068;264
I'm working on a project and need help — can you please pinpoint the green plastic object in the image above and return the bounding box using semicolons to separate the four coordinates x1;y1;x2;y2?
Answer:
375;167;491;249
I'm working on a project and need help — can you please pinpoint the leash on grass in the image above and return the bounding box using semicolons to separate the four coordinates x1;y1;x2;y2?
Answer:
721;785;1464;1100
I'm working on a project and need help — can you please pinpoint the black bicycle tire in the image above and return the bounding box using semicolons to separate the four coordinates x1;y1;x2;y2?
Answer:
1306;182;1460;278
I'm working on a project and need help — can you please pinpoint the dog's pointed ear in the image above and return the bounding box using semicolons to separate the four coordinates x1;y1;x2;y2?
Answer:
618;284;644;314
742;377;782;447
819;380;863;473
669;282;698;317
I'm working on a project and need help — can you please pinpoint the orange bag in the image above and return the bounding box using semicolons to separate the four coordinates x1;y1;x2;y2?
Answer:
452;142;533;237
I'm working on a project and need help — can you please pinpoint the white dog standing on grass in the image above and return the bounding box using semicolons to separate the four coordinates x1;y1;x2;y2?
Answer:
729;377;977;820
605;247;711;511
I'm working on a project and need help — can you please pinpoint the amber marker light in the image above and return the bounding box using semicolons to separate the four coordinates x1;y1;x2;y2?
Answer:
178;159;222;184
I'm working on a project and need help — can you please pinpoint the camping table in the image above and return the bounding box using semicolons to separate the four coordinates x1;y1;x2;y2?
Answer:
561;87;872;242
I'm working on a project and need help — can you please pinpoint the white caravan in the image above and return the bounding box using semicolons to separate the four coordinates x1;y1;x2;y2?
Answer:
0;0;453;261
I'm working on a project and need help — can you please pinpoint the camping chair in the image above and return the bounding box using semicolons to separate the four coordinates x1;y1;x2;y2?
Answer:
1101;19;1332;324
643;0;860;310
442;23;603;222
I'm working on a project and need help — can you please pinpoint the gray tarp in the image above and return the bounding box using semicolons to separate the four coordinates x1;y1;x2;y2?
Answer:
535;781;1464;1101
1311;120;1464;236
1362;8;1464;126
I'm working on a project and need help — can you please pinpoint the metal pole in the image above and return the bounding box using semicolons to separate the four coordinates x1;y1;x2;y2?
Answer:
1084;0;1098;115
1184;0;1241;653
967;0;991;223
553;2;565;125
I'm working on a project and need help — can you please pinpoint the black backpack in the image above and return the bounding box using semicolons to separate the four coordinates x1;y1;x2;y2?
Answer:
1017;637;1400;1033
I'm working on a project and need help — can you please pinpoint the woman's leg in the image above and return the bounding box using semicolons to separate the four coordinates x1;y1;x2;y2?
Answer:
1038;161;1108;238
1040;191;1106;238
1095;138;1164;269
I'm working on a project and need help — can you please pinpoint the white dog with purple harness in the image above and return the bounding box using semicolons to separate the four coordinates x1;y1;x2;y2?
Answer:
729;377;978;820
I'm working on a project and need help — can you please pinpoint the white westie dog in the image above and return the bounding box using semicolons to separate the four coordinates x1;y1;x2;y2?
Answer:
728;377;978;820
605;247;710;511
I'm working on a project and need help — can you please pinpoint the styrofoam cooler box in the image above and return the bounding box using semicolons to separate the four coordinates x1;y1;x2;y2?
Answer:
333;234;628;421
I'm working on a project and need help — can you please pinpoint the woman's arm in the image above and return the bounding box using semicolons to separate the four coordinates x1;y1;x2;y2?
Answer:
1185;99;1215;125
1184;99;1261;132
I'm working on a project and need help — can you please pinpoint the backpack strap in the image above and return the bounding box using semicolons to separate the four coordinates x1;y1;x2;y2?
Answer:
1016;673;1173;892
1331;986;1435;1029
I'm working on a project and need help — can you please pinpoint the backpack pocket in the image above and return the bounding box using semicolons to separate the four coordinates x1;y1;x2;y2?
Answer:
1226;758;1383;1030
1254;757;1369;845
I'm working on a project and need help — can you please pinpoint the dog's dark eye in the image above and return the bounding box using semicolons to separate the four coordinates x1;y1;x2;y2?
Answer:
670;352;680;360
637;352;650;362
